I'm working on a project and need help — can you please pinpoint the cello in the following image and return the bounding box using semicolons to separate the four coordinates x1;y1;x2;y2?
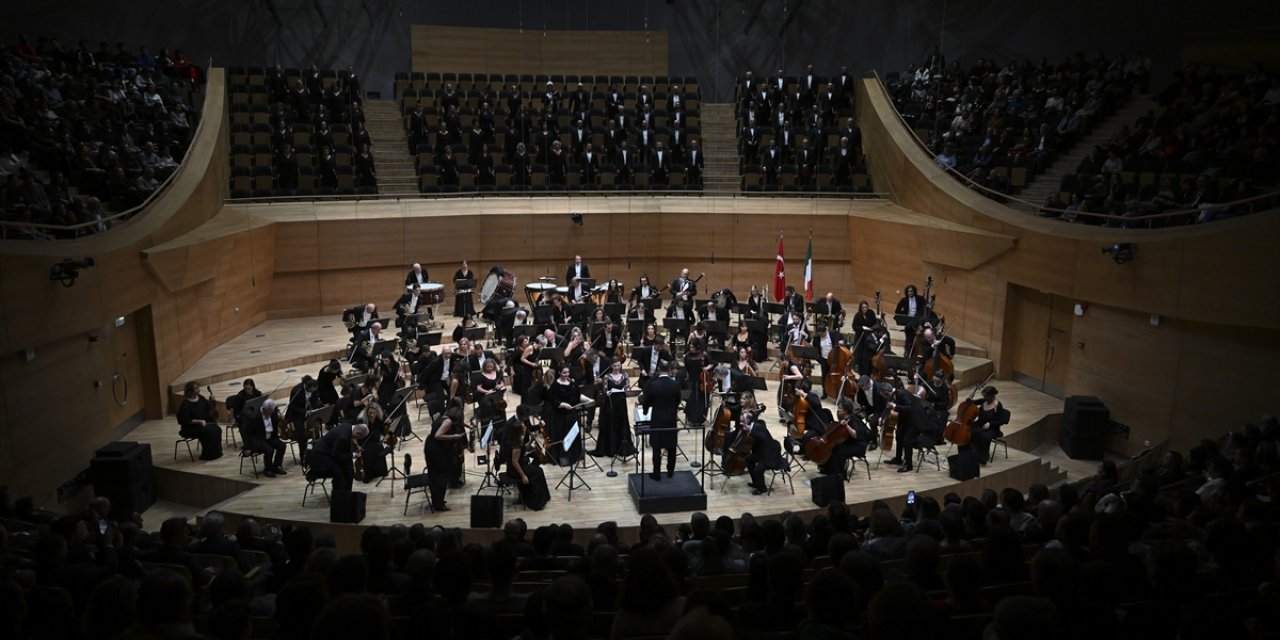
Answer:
722;404;765;476
804;380;852;465
944;371;994;446
824;342;853;398
705;400;733;452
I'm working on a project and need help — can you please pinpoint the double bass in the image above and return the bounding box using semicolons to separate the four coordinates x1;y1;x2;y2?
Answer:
705;401;733;452
823;342;854;399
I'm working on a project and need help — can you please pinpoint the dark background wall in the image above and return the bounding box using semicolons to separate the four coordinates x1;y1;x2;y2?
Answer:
6;0;1275;101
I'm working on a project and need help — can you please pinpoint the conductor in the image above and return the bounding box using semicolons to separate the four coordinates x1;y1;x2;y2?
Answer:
640;359;682;481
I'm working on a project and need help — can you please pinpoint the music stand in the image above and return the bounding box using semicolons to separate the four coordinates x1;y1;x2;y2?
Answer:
455;278;476;290
734;302;753;315
626;318;647;343
533;305;555;327
570;302;595;322
790;344;822;362
708;349;737;365
537;347;564;368
745;375;769;392
376;416;407;495
418;332;442;346
460;327;487;343
344;372;371;388
579;278;596;289
663;317;690;339
473;420;502;494
372;339;398;357
603;302;625;320
555;422;592;501
512;324;540;341
303;406;333;438
765;302;786;316
704;319;729;343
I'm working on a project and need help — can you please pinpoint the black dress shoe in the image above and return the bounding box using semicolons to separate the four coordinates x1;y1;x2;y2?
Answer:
274;467;287;475
666;470;674;478
886;457;903;466
752;487;768;495
896;465;912;473
264;470;277;478
649;472;661;481
436;505;451;512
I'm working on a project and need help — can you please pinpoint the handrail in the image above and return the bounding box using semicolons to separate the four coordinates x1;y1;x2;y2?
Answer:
866;70;1280;225
219;189;891;205
0;79;210;238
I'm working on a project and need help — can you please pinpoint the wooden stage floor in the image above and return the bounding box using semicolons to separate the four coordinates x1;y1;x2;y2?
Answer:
136;315;1069;532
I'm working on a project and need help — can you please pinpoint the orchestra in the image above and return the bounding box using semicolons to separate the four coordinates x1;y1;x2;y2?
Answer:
175;255;1010;522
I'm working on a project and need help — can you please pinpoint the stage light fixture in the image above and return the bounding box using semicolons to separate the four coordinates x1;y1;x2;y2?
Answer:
50;257;95;287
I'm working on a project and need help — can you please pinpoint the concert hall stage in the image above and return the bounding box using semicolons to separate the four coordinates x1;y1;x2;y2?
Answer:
131;316;1069;548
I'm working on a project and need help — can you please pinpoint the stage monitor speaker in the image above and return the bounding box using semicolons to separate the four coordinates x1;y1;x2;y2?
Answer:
810;474;845;508
1064;396;1109;437
330;490;367;523
90;442;153;489
471;494;504;528
1060;430;1106;460
948;448;980;481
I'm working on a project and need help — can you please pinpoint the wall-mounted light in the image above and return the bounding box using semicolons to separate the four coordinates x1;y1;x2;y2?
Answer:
1101;243;1135;264
50;257;95;287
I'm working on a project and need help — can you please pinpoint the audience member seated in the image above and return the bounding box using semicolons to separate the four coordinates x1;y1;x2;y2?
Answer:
0;36;203;239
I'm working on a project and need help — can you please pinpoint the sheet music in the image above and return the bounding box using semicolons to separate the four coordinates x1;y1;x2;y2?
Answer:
480;421;494;449
564;422;580;450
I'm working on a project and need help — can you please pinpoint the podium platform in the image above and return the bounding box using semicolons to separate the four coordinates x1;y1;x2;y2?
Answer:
627;470;707;514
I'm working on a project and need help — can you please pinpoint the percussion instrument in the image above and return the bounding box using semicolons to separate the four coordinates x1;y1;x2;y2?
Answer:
591;283;609;306
480;270;517;303
525;282;556;305
420;283;446;305
554;286;570;298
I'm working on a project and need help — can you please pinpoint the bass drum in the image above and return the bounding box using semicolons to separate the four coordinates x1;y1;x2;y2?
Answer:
479;270;517;303
420;283;446;305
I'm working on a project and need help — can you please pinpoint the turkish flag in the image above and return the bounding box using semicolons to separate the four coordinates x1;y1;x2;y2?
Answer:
773;233;785;302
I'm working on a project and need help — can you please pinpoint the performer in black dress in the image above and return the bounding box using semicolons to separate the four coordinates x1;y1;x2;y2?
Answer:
423;404;465;511
177;381;223;460
453;260;475;317
227;378;262;430
684;338;713;427
315;359;342;407
548;365;593;466
512;335;538;396
508;408;551;511
968;386;1009;465
591;360;636;458
474;358;508;427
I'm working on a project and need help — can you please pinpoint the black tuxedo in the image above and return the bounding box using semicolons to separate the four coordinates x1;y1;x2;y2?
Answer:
894;294;929;354
650;149;670;184
580;151;600;184
641;374;682;474
616;148;636;184
565;262;591;284
244;408;286;471
405;268;429;287
309;421;356;491
686;148;703;185
343;305;379;335
395;292;425;326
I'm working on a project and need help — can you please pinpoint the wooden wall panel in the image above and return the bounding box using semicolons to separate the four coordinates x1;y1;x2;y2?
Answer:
411;25;667;77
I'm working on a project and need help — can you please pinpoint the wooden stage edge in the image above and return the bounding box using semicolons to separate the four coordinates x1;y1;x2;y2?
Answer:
130;412;1067;552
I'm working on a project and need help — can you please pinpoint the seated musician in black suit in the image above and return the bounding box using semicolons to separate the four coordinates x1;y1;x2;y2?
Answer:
308;421;369;492
351;323;386;371
245;399;287;477
741;402;785;495
396;284;426;329
285;376;322;464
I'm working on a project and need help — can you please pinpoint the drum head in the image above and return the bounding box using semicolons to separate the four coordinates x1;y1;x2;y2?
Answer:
421;283;445;293
555;286;570;295
526;283;555;292
480;273;500;303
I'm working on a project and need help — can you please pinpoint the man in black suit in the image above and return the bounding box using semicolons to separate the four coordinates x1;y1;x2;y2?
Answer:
796;138;818;186
686;139;703;186
603;120;624;163
286;376;322;464
405;263;429;288
565;256;591;287
641;359;682;480
308;421;368;492
343;303;379;339
396;284;425;329
615;140;636;186
650;141;670;185
742;403;785;495
350;323;386;371
894;284;929;356
816;292;844;325
881;383;937;473
569;119;590;161
741;117;761;165
580;143;601;185
245;399;287;477
635;335;671;386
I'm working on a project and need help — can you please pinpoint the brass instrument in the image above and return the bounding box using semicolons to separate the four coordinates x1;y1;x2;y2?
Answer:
343;314;358;330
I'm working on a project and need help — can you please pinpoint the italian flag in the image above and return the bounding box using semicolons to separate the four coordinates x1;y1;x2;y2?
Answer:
803;235;814;301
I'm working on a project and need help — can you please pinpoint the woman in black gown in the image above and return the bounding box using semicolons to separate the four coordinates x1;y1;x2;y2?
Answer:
591;359;636;458
423;404;465;511
548;365;592;465
508;411;551;510
228;378;263;429
684;338;712;427
474;358;507;427
177;381;223;461
513;335;537;396
453;260;475;317
969;386;1010;465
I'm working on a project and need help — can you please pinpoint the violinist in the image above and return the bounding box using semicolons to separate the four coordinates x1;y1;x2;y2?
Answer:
591;359;636;459
549;294;572;327
465;340;496;374
968;386;1009;465
308;421;367;492
453;260;475;318
177;381;224;461
684;337;713;427
894;285;928;356
424;404;466;510
734;347;758;377
880;382;937;473
395;284;425;330
375;351;402;406
688;322;711;351
245;399;287;478
640;323;659;347
508;406;551;510
285;376;322;464
857;324;890;376
741;403;784;495
731;321;753;355
562;326;588;377
330;383;360;426
813;324;847;398
475;359;508;427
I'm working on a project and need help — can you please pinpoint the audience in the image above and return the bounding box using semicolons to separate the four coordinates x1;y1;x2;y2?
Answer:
2;416;1278;639
0;36;203;239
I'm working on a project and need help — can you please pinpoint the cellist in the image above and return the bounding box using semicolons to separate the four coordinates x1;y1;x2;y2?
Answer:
819;399;871;480
813;323;847;399
740;401;784;496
